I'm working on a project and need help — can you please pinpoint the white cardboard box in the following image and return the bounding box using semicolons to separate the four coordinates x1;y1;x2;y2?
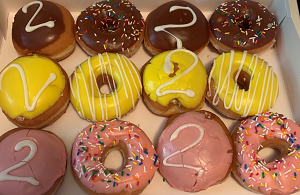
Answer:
0;0;300;194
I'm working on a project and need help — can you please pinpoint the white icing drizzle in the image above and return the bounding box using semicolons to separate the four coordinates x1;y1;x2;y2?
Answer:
22;1;55;32
0;63;56;112
70;53;141;121
0;140;39;185
156;49;197;98
207;51;278;117
163;123;204;176
154;6;197;49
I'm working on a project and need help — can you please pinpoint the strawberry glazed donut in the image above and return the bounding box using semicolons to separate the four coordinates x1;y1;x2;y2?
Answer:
232;112;300;194
71;120;158;195
209;0;277;55
157;111;233;192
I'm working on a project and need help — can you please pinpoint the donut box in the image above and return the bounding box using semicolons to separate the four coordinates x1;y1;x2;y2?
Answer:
0;0;300;195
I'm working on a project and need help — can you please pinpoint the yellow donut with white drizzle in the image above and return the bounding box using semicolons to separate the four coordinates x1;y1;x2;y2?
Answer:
70;53;142;121
0;54;69;129
206;51;279;119
142;49;207;117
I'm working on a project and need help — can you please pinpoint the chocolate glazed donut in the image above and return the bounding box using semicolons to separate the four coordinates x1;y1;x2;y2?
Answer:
209;0;277;54
144;0;209;56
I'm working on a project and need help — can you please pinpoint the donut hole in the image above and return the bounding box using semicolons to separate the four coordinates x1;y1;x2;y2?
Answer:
257;139;290;163
96;74;117;95
233;70;251;91
235;18;252;31
101;18;119;32
101;141;128;172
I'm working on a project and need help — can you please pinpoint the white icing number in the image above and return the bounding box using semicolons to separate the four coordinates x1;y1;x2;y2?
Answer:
22;1;55;32
0;63;57;112
163;123;205;176
154;6;197;49
156;49;197;98
0;140;39;185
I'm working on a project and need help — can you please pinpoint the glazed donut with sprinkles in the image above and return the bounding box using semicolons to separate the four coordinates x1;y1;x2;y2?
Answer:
209;0;277;55
75;0;144;57
232;112;300;194
71;120;158;195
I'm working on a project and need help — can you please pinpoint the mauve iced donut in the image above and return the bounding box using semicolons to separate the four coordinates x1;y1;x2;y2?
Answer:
157;111;233;192
0;128;67;195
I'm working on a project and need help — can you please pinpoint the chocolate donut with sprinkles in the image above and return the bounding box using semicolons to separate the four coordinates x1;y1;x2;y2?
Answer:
71;120;158;195
209;0;277;55
75;0;144;57
232;112;300;195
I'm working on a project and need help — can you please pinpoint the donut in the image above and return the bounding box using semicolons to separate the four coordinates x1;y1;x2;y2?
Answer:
156;111;233;192
209;0;277;55
206;50;279;119
70;52;142;122
0;54;70;129
12;1;75;61
0;128;67;195
75;0;144;58
142;49;207;117
232;112;300;194
144;0;209;56
71;120;158;195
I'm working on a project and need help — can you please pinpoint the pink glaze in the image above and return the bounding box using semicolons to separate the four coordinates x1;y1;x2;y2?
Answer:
156;111;233;192
235;112;300;195
0;129;67;195
71;120;158;194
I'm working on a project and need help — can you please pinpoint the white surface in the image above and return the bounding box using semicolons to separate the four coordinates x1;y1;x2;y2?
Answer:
0;3;299;195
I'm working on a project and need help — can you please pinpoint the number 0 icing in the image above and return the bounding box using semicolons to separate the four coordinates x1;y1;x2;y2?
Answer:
22;1;55;32
0;64;57;112
0;140;39;185
154;6;197;49
163;123;205;176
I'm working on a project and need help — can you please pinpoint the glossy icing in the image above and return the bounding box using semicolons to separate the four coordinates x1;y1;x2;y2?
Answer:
143;49;207;108
234;112;300;194
70;53;141;122
12;0;64;50
22;1;55;32
72;120;158;194
76;0;144;54
0;129;67;195
0;55;66;119
157;111;232;192
146;0;209;52
209;0;277;51
0;140;39;185
207;51;278;117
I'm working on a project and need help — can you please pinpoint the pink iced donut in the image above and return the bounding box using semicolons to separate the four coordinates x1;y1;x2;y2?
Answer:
0;128;67;195
232;112;300;194
156;111;233;192
71;120;158;195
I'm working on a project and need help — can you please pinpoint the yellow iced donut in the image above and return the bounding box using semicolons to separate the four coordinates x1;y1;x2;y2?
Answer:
0;54;69;128
142;49;207;116
70;53;142;121
206;51;279;119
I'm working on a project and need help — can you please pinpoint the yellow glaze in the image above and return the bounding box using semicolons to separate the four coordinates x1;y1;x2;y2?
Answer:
0;55;66;119
207;51;279;117
143;49;207;108
70;53;142;122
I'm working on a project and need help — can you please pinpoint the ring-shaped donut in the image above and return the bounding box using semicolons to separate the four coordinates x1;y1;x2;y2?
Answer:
206;51;278;119
75;0;144;57
232;112;300;194
209;0;277;54
71;120;158;194
70;53;142;122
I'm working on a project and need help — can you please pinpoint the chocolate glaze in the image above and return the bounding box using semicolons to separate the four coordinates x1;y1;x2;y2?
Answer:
75;0;144;53
12;1;64;51
146;1;209;51
209;0;277;51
